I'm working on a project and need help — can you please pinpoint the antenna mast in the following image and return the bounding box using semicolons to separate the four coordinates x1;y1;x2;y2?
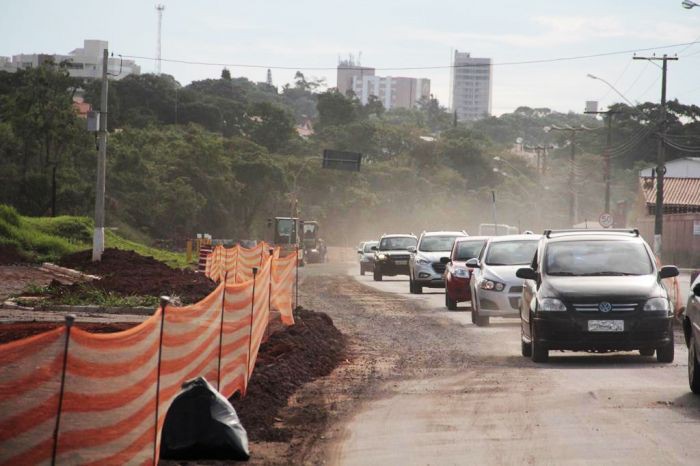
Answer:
156;4;165;74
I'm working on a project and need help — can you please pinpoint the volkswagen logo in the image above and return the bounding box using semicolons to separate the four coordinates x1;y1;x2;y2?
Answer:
598;302;612;313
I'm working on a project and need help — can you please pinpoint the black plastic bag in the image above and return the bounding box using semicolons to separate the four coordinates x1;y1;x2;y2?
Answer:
160;377;250;461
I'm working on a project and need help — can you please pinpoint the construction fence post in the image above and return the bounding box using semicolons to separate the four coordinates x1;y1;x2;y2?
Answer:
246;267;259;393
217;272;229;391
153;296;169;465
51;314;75;466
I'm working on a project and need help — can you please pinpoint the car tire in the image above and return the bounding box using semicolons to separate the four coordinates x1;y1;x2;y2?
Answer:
373;268;382;282
415;283;423;294
656;339;674;363
473;305;489;326
689;335;700;394
639;348;655;357
360;266;365;276
521;336;532;357
446;292;457;311
409;275;416;293
530;322;549;363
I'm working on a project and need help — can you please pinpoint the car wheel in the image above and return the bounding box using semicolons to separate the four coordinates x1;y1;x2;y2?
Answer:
446;292;457;311
472;302;489;326
639;348;655;357
656;339;674;363
373;268;382;282
409;274;416;293
360;266;365;276
530;321;549;363
415;283;423;294
689;335;700;394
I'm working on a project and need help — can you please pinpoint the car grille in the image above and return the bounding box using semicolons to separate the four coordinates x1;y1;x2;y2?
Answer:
509;286;523;294
432;262;446;274
389;255;409;262
572;302;639;312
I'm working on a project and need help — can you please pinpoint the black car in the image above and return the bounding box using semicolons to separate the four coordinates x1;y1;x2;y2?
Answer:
517;229;679;363
683;272;700;393
372;234;418;281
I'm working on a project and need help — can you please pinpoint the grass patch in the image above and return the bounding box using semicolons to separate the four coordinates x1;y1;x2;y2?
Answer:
43;284;160;307
0;204;191;268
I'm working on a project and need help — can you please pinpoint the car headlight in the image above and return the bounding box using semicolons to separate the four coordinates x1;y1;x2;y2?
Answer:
417;258;431;265
538;298;566;312
643;297;670;312
480;279;505;291
453;267;469;278
377;254;387;261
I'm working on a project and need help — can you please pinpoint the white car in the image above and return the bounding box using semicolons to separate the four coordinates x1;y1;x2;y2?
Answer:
467;234;540;326
408;231;468;294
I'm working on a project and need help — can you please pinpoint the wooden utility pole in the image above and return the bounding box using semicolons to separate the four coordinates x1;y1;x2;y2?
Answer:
92;49;109;262
633;54;677;258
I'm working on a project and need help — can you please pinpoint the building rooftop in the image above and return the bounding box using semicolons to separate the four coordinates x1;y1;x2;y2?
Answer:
640;177;700;208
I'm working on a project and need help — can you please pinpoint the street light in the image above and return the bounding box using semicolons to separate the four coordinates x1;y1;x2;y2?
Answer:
682;0;698;9
587;74;637;107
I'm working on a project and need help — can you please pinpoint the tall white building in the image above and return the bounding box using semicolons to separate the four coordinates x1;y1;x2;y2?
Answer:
351;75;430;110
2;40;140;80
450;51;492;121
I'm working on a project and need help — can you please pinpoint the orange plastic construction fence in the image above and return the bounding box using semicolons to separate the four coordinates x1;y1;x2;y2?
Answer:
0;249;293;465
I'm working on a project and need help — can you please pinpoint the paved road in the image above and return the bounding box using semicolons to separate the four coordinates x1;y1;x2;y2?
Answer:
329;267;700;466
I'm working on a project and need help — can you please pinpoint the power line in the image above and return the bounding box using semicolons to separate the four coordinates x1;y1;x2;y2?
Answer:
118;40;700;72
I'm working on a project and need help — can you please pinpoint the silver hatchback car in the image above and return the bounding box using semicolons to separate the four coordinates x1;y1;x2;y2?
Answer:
467;234;540;326
408;231;467;294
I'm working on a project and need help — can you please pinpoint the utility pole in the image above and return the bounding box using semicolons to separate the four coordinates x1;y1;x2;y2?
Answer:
544;125;592;226
633;54;677;258
92;48;109;262
491;190;498;235
584;109;620;214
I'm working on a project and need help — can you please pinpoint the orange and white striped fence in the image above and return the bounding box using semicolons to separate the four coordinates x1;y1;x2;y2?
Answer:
0;248;295;465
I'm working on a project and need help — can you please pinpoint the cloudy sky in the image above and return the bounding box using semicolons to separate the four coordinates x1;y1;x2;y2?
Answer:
2;0;699;114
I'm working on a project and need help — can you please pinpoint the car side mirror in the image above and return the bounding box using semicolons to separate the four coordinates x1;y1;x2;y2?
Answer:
693;283;700;297
407;246;417;253
659;265;679;280
357;250;363;254
516;267;537;280
465;258;480;268
440;257;450;264
371;246;378;251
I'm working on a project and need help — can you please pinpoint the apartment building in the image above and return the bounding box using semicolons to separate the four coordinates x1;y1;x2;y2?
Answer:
336;58;375;96
451;51;492;121
351;75;430;110
2;40;140;80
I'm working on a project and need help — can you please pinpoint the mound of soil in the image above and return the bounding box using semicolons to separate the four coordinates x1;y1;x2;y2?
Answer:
56;248;216;304
231;308;346;442
0;244;26;265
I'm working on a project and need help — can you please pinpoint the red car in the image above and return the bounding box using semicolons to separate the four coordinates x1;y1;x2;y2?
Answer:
444;236;489;310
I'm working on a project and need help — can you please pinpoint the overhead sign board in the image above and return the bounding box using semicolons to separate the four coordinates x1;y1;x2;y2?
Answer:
322;150;362;172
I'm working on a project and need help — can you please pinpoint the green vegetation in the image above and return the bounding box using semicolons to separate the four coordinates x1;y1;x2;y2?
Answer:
1;62;699;243
0;204;188;267
40;284;160;307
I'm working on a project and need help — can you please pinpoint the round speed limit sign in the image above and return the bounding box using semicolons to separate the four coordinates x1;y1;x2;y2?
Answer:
599;213;614;228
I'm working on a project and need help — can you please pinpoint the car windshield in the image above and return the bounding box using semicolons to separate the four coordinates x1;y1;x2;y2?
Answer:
363;242;378;252
379;236;417;251
485;240;538;266
419;235;460;252
454;240;486;260
545;240;653;276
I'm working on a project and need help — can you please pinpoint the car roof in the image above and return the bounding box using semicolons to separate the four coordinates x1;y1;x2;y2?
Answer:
363;240;378;244
381;234;417;239
420;231;467;237
546;233;644;243
455;236;489;242
487;234;542;243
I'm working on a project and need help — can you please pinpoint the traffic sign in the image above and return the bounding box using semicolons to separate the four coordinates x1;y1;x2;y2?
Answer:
599;212;614;228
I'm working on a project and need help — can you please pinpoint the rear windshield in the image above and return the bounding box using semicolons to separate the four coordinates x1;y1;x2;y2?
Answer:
419;235;461;252
454;240;486;261
545;240;653;276
485;240;538;266
379;236;417;251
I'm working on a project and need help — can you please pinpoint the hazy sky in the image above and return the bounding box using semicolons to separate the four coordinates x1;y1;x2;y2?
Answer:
2;0;699;115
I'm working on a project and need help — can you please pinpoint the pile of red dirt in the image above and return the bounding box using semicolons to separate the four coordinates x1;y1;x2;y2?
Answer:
55;248;216;304
231;307;346;442
0;244;26;265
0;322;136;344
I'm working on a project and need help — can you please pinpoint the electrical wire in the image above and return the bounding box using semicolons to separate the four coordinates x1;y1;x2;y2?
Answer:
118;40;700;72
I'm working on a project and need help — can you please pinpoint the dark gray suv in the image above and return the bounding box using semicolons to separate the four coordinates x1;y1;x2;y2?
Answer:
517;229;679;363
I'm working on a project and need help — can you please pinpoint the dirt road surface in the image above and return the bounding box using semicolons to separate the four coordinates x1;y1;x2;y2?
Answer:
295;263;700;466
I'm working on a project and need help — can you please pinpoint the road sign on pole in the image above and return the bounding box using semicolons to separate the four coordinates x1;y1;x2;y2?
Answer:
599;212;614;228
322;150;362;172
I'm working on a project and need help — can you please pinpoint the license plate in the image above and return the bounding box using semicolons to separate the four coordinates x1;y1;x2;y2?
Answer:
588;320;624;332
394;260;408;265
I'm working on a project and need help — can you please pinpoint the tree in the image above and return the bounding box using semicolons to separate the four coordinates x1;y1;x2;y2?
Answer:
221;68;232;80
245;101;296;152
316;90;357;128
